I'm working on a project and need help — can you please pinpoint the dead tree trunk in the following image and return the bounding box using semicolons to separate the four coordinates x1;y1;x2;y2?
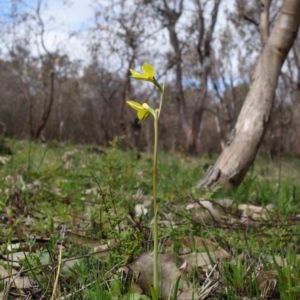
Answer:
187;0;220;154
35;70;55;139
160;0;220;154
161;0;191;147
197;0;300;189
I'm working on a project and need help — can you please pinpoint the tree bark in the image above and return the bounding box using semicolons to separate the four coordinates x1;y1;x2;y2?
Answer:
161;0;191;144
260;0;272;45
35;70;55;139
197;0;300;189
170;25;192;142
161;0;220;154
187;0;220;154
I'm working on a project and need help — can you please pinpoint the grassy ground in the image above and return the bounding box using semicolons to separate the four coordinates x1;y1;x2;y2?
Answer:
1;138;300;299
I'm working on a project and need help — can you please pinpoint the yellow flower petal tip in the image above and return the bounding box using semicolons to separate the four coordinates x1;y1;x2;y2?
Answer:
126;100;143;110
142;103;150;109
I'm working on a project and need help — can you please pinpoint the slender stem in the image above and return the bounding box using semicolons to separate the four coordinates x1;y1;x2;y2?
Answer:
152;78;165;300
51;244;63;300
157;77;166;119
154;80;163;94
153;113;159;300
153;116;158;222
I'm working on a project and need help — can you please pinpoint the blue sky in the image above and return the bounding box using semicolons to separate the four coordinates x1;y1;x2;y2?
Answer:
0;0;12;19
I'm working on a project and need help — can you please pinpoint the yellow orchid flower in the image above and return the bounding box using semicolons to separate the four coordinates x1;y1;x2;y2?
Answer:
130;63;163;93
127;100;152;122
130;62;155;81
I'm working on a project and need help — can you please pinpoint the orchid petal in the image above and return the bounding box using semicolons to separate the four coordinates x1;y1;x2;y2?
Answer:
129;69;144;78
127;100;144;111
142;63;155;78
130;63;156;82
137;110;150;122
142;103;150;109
127;100;152;122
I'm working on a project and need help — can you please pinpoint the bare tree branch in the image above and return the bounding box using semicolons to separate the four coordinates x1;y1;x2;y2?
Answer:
260;0;272;45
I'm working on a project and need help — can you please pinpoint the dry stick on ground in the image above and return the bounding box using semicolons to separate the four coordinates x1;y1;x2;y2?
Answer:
197;0;300;189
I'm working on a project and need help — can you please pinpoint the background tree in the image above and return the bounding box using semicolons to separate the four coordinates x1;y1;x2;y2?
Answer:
146;0;221;154
0;0;74;140
198;0;300;188
0;0;300;170
90;0;162;148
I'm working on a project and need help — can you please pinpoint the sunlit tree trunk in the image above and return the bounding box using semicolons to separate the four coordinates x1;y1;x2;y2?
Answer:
198;0;300;189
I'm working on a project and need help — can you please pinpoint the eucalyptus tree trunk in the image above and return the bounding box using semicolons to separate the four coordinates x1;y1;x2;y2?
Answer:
187;0;220;154
161;0;191;148
197;0;300;189
160;0;220;154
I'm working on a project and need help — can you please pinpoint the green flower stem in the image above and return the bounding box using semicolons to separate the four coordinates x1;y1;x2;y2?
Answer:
153;113;159;300
157;77;165;119
154;80;163;94
153;82;164;300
